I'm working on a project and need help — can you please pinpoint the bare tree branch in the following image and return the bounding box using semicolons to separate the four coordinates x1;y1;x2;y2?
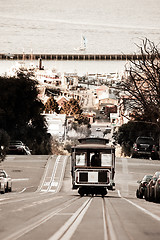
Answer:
118;38;160;124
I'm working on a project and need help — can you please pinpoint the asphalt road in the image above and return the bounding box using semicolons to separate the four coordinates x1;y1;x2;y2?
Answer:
91;122;112;140
0;155;160;240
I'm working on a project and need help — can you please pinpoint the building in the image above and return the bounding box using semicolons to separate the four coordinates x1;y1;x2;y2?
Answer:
56;96;69;108
43;112;66;139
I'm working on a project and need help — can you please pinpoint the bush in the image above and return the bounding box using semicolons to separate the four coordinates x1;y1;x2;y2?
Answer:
114;121;160;156
0;129;10;161
0;73;52;154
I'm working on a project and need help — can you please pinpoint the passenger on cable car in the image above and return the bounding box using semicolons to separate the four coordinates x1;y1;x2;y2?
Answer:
91;152;101;167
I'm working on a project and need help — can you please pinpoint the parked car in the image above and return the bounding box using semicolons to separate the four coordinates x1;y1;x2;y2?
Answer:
136;174;153;199
0;169;12;193
154;172;160;202
7;141;31;155
96;127;101;131
131;136;158;159
145;171;160;201
0;175;5;194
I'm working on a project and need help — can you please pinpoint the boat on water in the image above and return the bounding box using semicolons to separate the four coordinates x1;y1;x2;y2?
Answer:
6;58;78;91
74;35;87;51
6;58;64;87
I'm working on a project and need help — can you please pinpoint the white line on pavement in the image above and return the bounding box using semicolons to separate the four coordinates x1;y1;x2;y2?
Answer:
47;155;60;192
12;178;29;182
19;188;26;193
49;198;92;240
118;190;160;222
3;198;78;240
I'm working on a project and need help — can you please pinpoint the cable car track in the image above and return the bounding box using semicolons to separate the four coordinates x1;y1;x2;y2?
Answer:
2;153;160;240
102;197;117;240
1;151;117;240
2;195;117;240
49;196;117;240
2;196;82;240
49;197;93;240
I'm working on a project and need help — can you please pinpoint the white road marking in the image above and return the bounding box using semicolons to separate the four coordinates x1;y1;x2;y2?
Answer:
47;156;60;192
12;178;29;182
102;199;117;240
19;188;26;193
15;196;62;212
102;200;108;240
37;156;53;192
44;182;50;186
48;190;55;192
51;182;58;187
55;156;68;193
49;198;92;240
3;198;78;240
40;189;48;192
18;185;36;193
117;190;121;198
0;198;10;201
122;158;129;194
118;190;160;221
39;155;68;193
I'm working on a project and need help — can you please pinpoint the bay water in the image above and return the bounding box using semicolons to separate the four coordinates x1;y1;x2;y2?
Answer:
0;0;159;74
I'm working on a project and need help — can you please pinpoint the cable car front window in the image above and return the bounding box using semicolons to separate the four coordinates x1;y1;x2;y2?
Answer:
76;153;86;166
90;152;101;167
101;153;112;166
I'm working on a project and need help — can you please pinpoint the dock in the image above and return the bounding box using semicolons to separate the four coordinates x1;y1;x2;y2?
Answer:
0;53;151;61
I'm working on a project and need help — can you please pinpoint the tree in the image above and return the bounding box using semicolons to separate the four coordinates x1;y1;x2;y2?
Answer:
60;98;82;116
0;72;42;133
0;71;52;154
0;129;10;161
119;38;160;125
114;121;159;156
114;39;160;156
74;114;90;127
44;96;59;113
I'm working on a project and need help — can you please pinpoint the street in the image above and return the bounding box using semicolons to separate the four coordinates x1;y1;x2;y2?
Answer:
0;155;160;240
91;121;112;140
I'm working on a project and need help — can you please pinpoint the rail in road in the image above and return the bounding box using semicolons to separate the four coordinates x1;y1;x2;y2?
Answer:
2;195;116;240
0;156;160;240
2;191;160;240
48;197;117;240
0;53;154;61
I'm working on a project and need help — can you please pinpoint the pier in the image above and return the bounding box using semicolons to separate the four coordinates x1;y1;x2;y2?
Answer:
0;53;151;61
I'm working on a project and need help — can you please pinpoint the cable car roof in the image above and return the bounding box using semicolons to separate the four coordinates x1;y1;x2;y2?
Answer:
78;137;109;144
72;137;115;150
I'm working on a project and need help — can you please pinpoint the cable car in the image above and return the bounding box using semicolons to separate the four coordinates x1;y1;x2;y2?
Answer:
71;137;115;196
